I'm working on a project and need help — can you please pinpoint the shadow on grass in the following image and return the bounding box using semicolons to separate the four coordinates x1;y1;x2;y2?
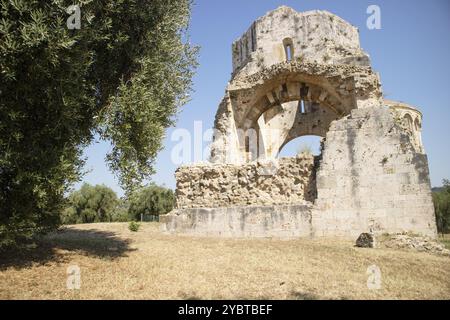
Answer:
0;227;134;271
289;290;351;300
178;292;202;300
289;290;319;300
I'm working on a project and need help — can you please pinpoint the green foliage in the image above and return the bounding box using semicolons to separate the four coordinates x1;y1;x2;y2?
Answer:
128;221;140;232
128;184;174;221
441;237;450;250
62;184;119;224
111;200;131;223
433;179;450;234
0;0;198;248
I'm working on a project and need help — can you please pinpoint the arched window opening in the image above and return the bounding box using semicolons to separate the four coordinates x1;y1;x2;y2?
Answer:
298;83;309;114
299;100;306;114
286;44;293;61
403;114;414;132
283;38;294;62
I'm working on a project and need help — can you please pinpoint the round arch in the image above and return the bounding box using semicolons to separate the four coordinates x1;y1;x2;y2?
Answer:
239;80;348;131
211;62;382;164
246;98;337;160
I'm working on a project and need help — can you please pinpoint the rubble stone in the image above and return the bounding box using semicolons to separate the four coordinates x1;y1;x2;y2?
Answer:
356;233;376;248
381;233;450;257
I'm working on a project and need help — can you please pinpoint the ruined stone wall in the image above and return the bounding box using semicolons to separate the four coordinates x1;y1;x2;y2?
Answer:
313;106;437;238
163;204;313;238
164;105;437;238
162;6;437;239
232;7;370;77
175;155;317;209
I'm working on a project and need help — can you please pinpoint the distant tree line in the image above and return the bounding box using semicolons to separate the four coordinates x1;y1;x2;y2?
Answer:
433;179;450;235
61;184;174;225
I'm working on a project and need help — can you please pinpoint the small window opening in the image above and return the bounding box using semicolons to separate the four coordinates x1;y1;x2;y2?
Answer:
298;84;309;114
283;38;294;62
286;44;293;61
299;100;306;114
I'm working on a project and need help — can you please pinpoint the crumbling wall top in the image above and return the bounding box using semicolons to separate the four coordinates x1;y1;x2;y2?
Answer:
232;6;370;78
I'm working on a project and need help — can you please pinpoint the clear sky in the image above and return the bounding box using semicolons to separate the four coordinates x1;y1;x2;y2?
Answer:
77;0;450;196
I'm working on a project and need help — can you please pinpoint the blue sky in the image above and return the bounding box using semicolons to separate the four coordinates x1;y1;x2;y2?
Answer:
77;0;450;196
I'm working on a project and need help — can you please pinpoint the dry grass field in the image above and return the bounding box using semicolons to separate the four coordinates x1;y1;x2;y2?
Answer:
0;222;449;300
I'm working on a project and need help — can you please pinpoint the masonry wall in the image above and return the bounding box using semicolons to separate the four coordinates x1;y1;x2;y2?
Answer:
164;105;437;239
313;106;437;238
162;204;313;238
232;7;370;77
175;155;317;209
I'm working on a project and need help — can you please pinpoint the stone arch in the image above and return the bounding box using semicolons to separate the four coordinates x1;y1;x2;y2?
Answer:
231;67;355;161
212;61;382;164
238;80;349;132
253;99;337;159
228;62;379;132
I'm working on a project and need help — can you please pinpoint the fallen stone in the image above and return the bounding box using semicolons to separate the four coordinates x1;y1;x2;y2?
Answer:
355;233;376;248
380;233;450;257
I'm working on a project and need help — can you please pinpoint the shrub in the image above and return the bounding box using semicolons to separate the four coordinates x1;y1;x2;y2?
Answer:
128;221;140;232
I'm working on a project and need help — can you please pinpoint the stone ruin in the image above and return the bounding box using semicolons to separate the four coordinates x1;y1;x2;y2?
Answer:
161;6;437;238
